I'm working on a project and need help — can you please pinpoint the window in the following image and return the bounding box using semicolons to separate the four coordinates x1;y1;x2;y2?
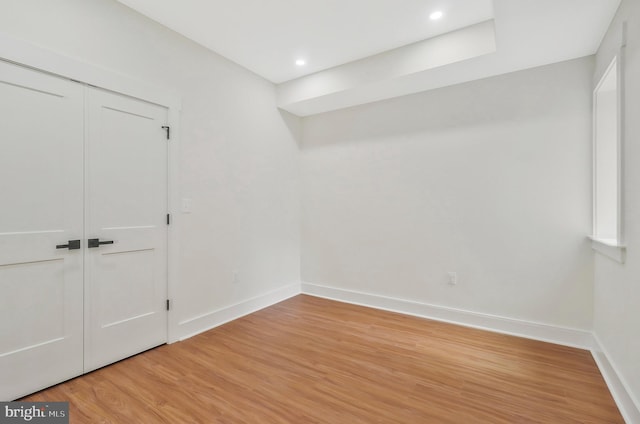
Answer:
592;56;624;262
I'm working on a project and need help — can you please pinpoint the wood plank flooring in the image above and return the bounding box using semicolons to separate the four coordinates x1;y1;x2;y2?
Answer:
23;295;623;423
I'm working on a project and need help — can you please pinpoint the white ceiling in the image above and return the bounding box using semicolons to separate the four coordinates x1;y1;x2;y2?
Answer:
116;0;494;83
116;0;621;115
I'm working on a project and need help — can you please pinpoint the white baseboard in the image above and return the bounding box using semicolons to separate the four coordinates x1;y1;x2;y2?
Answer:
171;281;637;423
301;282;594;349
177;283;301;341
592;335;640;424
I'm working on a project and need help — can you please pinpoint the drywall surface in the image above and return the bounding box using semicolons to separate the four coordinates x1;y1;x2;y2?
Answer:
593;0;640;415
301;57;594;330
0;0;300;338
277;20;497;116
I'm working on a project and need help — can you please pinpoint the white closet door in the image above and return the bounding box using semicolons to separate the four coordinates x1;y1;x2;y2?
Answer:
0;61;84;400
84;87;168;372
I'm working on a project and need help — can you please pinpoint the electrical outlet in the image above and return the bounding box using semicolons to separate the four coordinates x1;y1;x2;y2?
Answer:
181;198;193;213
447;272;457;285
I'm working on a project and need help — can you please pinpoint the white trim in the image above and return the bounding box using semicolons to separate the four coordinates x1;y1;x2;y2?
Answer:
301;282;593;349
592;334;640;424
618;44;627;247
0;33;183;345
590;237;626;263
592;54;624;249
0;33;181;108
177;283;301;341
166;107;182;343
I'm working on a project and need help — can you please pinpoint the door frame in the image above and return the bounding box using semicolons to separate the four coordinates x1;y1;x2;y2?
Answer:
0;33;182;344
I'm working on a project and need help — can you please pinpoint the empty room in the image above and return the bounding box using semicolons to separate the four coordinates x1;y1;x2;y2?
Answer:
0;0;638;422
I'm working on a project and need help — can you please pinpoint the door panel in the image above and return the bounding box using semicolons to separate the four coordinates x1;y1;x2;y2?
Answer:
85;88;168;372
1;260;66;354
0;61;84;400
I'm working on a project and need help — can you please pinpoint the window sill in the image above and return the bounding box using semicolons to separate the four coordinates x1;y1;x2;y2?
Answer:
589;237;626;263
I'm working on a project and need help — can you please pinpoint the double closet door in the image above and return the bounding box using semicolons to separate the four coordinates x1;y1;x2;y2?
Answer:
0;61;169;400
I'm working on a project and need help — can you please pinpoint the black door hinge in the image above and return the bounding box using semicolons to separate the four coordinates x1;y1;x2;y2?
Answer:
161;126;170;140
166;299;170;311
167;213;171;225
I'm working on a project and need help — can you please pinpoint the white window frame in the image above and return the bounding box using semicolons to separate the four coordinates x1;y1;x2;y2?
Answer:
591;54;625;263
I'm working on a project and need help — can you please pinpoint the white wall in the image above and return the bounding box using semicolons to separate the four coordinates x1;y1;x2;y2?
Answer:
2;1;636;414
0;0;301;338
301;57;594;330
593;0;640;416
277;20;497;116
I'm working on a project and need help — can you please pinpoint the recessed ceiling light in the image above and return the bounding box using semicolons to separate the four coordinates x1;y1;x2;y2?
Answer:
429;10;443;20
295;59;306;66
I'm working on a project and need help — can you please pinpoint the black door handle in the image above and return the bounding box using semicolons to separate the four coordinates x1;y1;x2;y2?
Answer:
56;240;81;250
88;238;114;248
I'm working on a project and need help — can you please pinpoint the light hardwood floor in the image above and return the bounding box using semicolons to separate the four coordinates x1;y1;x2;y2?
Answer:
24;295;623;423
